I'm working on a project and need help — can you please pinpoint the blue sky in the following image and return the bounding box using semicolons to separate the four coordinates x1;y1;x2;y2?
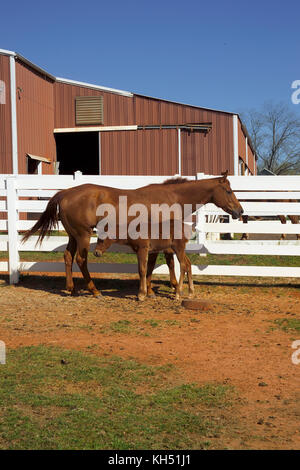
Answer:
1;0;300;115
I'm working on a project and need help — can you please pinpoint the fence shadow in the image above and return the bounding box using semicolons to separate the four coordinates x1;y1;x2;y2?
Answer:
0;274;176;299
1;274;299;301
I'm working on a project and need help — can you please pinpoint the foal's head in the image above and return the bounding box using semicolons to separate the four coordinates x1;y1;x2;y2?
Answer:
210;171;243;219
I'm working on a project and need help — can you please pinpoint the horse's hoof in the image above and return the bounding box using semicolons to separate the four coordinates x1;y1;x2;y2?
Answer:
138;294;146;301
147;293;156;299
92;291;102;298
93;250;102;257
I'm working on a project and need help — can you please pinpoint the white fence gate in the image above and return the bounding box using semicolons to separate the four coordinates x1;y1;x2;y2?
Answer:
1;172;300;284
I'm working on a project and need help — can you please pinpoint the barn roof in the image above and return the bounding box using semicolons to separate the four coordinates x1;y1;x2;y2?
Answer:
0;48;256;155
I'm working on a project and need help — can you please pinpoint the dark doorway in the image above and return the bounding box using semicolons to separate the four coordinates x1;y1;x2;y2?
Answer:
55;132;99;175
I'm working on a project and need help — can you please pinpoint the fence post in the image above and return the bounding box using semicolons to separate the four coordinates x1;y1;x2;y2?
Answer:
74;170;82;183
6;176;19;284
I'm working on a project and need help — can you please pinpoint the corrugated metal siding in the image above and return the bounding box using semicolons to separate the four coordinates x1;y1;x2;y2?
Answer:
54;86;235;176
101;129;178;175
237;119;256;174
15;60;55;174
247;143;255;174
238;120;246;163
0;54;12;173
135;96;234;175
54;82;135;128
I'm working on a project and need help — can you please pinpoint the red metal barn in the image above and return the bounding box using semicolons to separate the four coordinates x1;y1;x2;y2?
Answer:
0;49;256;177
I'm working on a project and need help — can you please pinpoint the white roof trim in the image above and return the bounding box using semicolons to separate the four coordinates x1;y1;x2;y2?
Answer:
0;48;16;57
56;77;133;97
0;48;237;112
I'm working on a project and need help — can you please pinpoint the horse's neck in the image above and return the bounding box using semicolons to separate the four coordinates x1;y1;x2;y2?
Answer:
172;180;214;207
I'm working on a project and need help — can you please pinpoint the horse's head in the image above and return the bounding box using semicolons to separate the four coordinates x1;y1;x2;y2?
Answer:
211;171;243;219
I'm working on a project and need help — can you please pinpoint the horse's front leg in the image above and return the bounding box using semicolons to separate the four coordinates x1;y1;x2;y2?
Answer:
136;245;149;301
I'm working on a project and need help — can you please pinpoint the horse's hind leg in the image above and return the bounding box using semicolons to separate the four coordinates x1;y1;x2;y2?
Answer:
76;234;101;297
64;235;77;295
146;252;158;297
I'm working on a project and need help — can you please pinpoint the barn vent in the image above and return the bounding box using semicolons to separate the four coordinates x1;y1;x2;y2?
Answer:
75;96;103;125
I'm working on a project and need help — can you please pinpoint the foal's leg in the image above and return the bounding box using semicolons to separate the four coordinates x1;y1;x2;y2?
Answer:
64;235;77;294
146;252;178;297
146;252;158;297
76;234;101;297
172;245;188;300
136;246;149;301
164;252;178;291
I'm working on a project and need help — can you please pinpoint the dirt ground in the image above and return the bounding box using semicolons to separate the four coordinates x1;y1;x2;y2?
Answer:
0;272;299;450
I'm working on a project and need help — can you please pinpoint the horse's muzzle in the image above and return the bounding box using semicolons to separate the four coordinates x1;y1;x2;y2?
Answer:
231;208;244;219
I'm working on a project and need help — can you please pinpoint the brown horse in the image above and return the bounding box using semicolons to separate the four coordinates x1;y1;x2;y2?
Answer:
22;172;243;300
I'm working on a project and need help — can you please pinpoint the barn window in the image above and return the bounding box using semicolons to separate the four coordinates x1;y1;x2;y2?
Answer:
75;96;103;125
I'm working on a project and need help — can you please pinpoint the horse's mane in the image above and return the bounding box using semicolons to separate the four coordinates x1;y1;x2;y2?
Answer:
163;177;189;185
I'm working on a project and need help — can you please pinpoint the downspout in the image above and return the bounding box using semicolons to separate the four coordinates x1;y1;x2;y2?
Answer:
233;114;239;175
9;55;18;174
177;128;181;175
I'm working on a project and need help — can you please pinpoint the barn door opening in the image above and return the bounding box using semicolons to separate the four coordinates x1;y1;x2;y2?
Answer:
55;132;99;175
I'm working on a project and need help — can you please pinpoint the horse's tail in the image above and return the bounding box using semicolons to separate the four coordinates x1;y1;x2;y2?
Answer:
22;190;65;245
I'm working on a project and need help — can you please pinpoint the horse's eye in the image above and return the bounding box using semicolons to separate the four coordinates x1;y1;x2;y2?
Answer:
226;190;232;194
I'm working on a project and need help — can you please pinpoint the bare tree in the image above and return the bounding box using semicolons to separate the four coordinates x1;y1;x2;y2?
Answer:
241;102;300;174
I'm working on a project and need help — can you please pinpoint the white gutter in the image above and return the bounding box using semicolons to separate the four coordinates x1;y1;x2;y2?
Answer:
9;55;18;174
233;114;239;176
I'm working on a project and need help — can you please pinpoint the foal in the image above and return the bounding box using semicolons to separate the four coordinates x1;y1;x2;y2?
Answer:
93;221;194;300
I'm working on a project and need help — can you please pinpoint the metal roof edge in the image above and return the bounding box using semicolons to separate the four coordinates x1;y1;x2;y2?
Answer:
0;49;132;96
0;49;55;80
56;77;133;97
17;54;56;80
134;93;236;115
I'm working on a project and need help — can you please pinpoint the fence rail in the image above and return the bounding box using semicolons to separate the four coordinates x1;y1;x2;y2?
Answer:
1;172;300;283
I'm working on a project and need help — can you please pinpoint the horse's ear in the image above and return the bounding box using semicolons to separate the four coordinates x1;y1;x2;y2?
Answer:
220;170;228;183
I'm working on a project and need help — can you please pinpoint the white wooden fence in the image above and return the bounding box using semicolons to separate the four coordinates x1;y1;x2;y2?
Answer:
1;172;300;284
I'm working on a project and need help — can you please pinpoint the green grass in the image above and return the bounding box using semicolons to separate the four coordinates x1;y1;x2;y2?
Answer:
272;318;300;333
1;250;300;267
0;346;236;450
